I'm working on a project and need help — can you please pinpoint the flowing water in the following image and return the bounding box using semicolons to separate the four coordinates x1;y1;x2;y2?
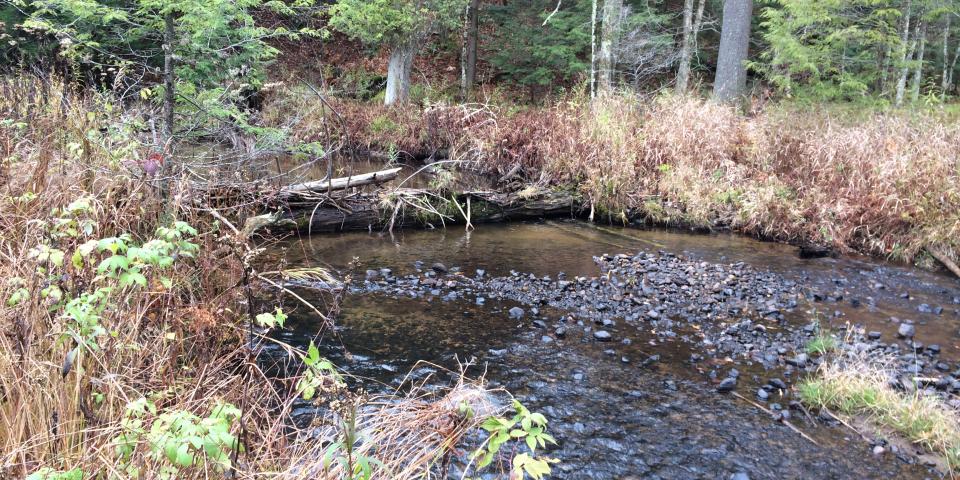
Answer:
266;221;960;479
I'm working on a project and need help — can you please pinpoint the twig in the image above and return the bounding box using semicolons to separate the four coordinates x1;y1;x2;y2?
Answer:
732;392;820;446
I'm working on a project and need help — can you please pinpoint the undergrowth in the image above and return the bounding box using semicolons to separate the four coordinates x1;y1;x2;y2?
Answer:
0;76;557;479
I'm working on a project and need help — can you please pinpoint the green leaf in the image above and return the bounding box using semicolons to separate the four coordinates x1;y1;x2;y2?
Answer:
97;255;129;274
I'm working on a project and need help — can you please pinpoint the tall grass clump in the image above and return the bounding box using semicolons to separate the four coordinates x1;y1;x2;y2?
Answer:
1;76;558;479
799;352;960;474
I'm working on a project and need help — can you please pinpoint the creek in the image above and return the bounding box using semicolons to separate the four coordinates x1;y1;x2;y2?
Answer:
265;220;960;479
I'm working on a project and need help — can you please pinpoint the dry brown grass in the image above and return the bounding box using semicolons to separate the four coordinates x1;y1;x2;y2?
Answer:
0;76;503;479
270;92;960;267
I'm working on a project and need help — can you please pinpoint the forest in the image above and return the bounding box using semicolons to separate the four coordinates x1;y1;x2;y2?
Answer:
2;0;960;479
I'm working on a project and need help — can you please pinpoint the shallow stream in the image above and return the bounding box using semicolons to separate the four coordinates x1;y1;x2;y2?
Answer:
267;221;960;479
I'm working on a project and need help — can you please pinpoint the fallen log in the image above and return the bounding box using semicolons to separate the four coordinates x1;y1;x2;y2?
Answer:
928;247;960;280
252;187;580;235
280;167;402;198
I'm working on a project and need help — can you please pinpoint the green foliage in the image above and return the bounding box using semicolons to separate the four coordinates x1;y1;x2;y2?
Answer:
18;0;320;134
113;397;242;479
752;0;903;100
297;340;342;400
322;404;382;480
328;0;465;47
473;400;558;479
26;468;84;480
486;0;591;92
255;307;287;329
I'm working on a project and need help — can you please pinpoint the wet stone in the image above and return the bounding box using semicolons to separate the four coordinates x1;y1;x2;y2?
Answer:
509;307;525;319
717;377;737;393
593;330;613;341
897;323;916;339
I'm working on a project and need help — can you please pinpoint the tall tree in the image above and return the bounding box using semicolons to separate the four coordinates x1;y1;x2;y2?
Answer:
597;0;623;94
676;0;697;93
590;0;598;97
459;0;480;100
911;20;928;101
941;13;951;99
896;0;915;105
714;0;754;101
329;0;466;105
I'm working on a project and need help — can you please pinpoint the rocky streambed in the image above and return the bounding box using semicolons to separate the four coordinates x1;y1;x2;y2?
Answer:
271;221;960;479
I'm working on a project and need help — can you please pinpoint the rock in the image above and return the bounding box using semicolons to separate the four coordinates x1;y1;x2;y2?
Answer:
364;269;380;280
897;323;916;339
594;330;612;341
554;326;567;338
873;445;885;455
768;378;787;390
431;262;448;274
475;269;486;278
509;307;525;319
541;335;553;344
730;472;751;480
917;304;933;313
756;389;770;401
868;331;882;340
717;377;737;393
532;320;548;329
786;354;809;367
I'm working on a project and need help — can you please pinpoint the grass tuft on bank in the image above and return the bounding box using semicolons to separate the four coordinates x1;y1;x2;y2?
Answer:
799;354;960;473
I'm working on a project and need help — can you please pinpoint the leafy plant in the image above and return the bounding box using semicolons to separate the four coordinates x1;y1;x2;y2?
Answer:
113;397;242;479
297;340;343;400
25;468;83;480
473;400;558;479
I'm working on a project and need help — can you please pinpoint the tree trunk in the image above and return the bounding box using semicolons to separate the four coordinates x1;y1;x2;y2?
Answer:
163;12;175;143
942;15;951;100
911;21;927;102
949;42;960;93
459;0;479;101
713;0;754;102
590;0;598;98
676;0;696;93
597;0;623;94
385;41;416;106
895;1;913;105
